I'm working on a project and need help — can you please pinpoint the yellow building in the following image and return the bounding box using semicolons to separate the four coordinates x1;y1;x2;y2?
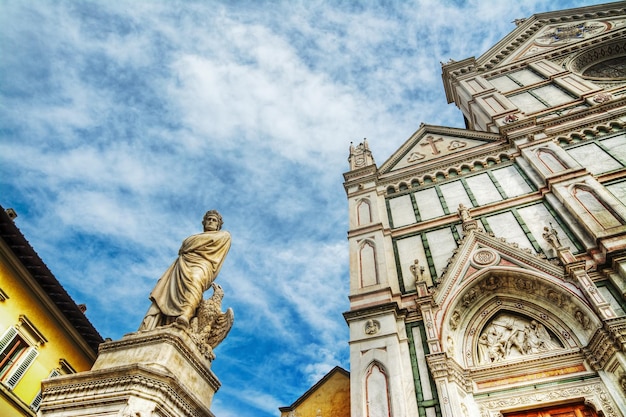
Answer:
0;206;103;416
279;366;350;417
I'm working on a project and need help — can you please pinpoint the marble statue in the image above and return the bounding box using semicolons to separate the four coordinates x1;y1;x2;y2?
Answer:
140;210;232;331
458;203;471;221
190;283;234;359
542;222;562;250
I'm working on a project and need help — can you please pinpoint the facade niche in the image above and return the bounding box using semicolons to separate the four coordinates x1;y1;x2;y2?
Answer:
359;240;379;288
572;184;623;229
536;147;568;173
365;362;391;417
357;199;372;226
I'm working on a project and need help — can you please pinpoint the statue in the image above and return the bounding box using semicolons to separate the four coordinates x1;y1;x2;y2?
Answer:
139;210;232;331
458;203;471;221
542;222;562;250
190;283;234;359
410;258;425;282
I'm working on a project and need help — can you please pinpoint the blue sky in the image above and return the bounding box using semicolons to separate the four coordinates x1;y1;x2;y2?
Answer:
0;1;610;415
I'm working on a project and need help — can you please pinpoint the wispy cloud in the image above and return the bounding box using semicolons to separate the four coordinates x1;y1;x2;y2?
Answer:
0;0;605;415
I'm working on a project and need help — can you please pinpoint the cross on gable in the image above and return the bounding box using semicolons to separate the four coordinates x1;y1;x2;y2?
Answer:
420;136;443;155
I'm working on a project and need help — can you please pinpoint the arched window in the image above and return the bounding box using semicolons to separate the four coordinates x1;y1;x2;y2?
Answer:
357;199;372;226
359;240;379;287
366;362;391;417
573;185;622;229
536;147;567;173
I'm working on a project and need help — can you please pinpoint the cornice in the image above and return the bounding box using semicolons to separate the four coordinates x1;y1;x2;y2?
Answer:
41;364;214;417
99;327;219;384
347;222;384;239
343;164;377;183
379;142;510;186
470;350;585;381
583;325;620;370
543;98;626;132
343;301;407;322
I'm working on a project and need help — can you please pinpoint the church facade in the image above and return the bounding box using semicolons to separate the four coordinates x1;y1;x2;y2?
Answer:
343;2;626;417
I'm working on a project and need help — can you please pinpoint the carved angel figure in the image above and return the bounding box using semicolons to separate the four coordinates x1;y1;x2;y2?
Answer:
190;283;234;360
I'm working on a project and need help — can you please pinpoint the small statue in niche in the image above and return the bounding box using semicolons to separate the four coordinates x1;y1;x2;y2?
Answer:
458;203;471;222
446;335;455;358
543;222;562;251
410;258;425;283
449;310;461;331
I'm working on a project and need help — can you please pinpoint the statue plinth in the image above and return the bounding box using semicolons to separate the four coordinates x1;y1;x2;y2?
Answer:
40;325;220;417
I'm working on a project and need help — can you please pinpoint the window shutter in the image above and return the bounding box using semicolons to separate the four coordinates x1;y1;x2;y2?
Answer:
30;391;42;410
6;346;38;388
30;369;61;410
0;327;18;352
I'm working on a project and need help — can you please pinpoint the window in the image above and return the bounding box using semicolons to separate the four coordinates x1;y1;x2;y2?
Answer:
489;69;545;93
0;327;38;389
508;84;575;114
30;369;61;411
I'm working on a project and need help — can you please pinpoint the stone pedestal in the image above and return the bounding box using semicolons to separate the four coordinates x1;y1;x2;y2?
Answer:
39;325;220;417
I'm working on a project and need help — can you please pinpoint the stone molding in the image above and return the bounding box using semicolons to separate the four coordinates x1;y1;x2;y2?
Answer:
477;380;620;417
41;364;212;417
584;317;626;370
97;326;220;388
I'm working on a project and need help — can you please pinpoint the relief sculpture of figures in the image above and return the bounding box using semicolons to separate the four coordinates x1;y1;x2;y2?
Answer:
477;314;562;365
139;210;232;331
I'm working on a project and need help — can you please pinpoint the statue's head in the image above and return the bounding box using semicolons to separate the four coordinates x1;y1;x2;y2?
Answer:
203;210;223;231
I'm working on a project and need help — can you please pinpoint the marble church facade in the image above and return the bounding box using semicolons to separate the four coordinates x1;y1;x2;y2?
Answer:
343;2;626;417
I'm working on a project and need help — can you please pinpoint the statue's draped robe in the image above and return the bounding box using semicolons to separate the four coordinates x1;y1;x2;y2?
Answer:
150;230;231;318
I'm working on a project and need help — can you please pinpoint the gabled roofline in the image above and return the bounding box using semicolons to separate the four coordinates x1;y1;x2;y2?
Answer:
0;205;104;354
476;1;626;70
441;1;626;102
278;365;350;412
378;124;502;175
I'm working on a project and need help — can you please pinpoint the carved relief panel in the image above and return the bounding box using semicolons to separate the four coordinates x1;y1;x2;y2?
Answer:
477;312;563;365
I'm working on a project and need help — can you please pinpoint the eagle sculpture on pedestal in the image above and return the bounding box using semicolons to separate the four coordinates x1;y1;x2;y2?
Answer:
190;283;234;360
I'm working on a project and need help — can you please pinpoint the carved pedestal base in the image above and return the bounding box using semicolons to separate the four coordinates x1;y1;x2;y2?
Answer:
40;325;220;417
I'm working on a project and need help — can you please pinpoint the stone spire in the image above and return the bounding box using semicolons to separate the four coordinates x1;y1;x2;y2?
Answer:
348;138;375;171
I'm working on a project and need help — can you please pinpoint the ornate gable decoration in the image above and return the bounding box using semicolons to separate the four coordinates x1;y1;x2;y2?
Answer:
469;4;626;70
432;229;566;309
510;20;616;63
430;230;601;370
379;125;501;175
